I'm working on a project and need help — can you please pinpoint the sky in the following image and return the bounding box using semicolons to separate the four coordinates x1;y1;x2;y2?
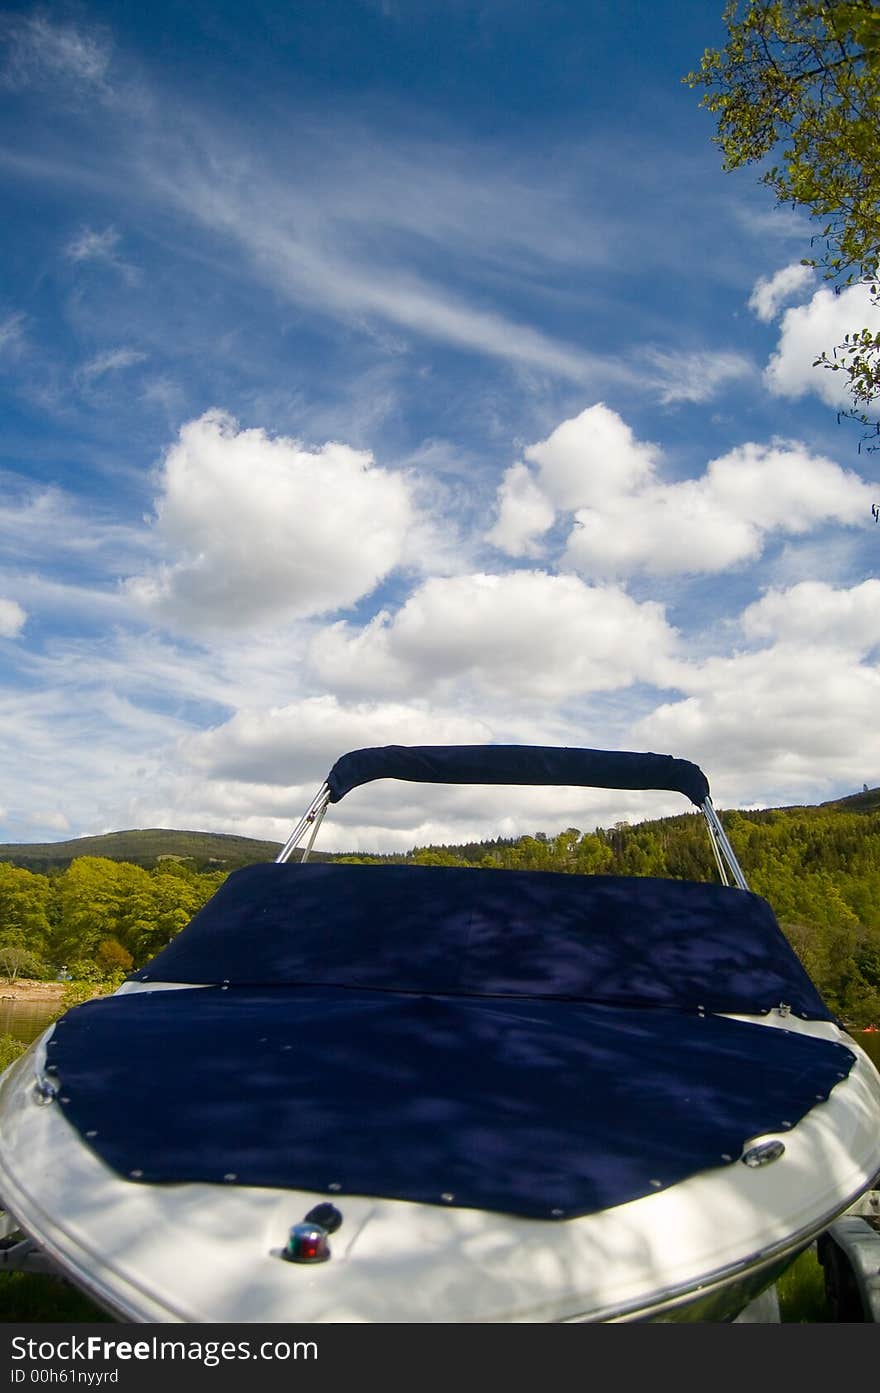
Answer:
1;0;879;854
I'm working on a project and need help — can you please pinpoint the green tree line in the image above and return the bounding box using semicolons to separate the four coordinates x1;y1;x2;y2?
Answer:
0;858;225;985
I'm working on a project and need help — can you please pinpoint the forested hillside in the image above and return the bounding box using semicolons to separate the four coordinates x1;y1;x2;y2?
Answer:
1;795;878;1024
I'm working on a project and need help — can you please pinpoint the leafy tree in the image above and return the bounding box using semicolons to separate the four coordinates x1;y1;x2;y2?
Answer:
94;938;134;976
0;944;45;982
0;863;52;954
685;1;880;440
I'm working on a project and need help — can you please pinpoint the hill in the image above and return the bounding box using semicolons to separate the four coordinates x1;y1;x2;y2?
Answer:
0;828;286;873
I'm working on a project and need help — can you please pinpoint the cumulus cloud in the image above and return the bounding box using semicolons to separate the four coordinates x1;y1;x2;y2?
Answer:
487;404;657;557
310;571;678;700
524;404;658;509
126;411;416;632
0;598;26;637
765;280;880;405
488;405;874;577
748;263;814;323
484;462;556;557
635;644;880;807
180;695;491;787
740;579;880;653
634;579;880;806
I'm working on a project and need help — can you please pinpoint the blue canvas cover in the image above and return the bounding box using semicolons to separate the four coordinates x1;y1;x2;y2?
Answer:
133;863;834;1021
51;861;849;1219
50;987;854;1219
326;744;711;806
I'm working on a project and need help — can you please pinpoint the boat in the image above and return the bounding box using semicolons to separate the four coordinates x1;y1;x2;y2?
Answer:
1;743;879;1324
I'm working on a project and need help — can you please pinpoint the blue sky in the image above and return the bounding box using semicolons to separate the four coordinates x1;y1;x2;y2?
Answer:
1;1;879;851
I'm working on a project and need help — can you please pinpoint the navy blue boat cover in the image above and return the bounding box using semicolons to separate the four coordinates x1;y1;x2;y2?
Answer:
326;745;711;806
133;864;833;1020
52;863;851;1220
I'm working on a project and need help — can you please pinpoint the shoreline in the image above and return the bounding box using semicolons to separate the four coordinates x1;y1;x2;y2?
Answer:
0;978;66;1004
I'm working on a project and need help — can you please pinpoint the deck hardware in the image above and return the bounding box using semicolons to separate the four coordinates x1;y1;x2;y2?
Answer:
551;1208;565;1217
742;1140;785;1168
778;1003;791;1017
32;1078;58;1106
327;1182;342;1192
305;1203;343;1233
130;1169;144;1179
223;1173;237;1182
282;1222;331;1264
441;1193;455;1203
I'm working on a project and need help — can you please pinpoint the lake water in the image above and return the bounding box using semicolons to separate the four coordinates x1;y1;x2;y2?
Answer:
0;999;63;1046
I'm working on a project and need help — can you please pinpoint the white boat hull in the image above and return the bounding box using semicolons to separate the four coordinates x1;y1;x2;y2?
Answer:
2;1007;878;1324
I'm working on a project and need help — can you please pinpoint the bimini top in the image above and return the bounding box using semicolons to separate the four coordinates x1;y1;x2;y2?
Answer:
327;744;711;807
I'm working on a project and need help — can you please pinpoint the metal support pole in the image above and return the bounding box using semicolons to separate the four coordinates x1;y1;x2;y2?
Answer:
705;817;729;887
275;784;331;864
701;798;749;890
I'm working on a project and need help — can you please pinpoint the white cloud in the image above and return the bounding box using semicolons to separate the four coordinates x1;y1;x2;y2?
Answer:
65;225;139;283
2;15;111;92
143;126;625;384
524;403;658;510
0;598;26;637
310;571;678;700
0;313;26;356
489;406;873;577
748;263;815;323
635;643;880;809
633;579;880;807
640;348;754;404
484;462;555;557
66;226;121;262
79;347;146;380
565;440;871;576
179;695;492;787
740;579;880;653
29;809;70;833
765;280;880;405
126;411;416;632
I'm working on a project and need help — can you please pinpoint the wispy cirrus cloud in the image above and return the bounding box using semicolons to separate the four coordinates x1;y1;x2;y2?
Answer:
640;347;754;405
0;312;26;357
1;12;112;95
65;224;140;284
78;347;147;382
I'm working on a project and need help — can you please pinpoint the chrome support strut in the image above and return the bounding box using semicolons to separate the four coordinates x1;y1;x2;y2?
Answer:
701;798;749;890
275;784;331;864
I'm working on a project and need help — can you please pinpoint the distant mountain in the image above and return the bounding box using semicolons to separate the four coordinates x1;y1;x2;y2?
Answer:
820;787;880;815
0;828;290;873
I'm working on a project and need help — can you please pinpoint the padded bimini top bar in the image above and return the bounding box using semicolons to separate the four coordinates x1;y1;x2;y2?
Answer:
281;742;743;888
327;745;711;807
